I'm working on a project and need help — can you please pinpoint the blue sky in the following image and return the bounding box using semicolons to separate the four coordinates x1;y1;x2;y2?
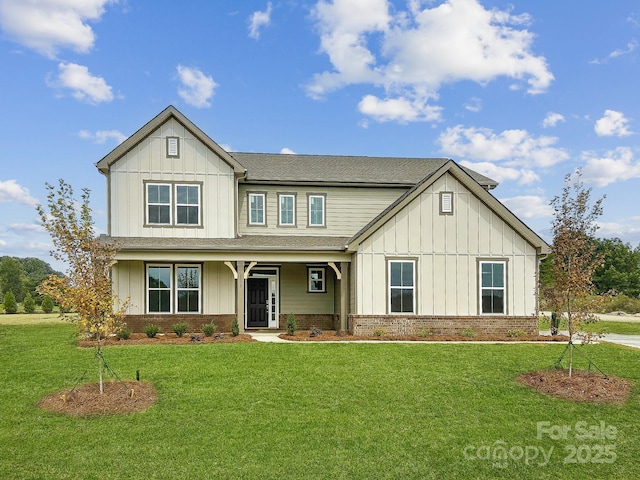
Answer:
1;0;639;271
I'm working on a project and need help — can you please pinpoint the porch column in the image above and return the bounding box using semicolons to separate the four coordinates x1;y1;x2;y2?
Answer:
340;261;349;331
236;260;245;334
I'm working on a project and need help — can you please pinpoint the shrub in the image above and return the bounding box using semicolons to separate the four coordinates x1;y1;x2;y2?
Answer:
144;323;160;338
116;326;131;340
372;328;387;337
460;328;477;338
41;296;54;313
202;323;217;337
172;322;189;337
416;328;432;337
506;329;526;338
3;291;17;314
309;326;323;337
286;313;297;336
23;293;35;314
231;317;239;337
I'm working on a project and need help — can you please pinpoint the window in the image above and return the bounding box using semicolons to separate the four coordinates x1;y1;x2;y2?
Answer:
147;264;201;314
388;260;415;314
480;261;506;314
440;191;453;215
148;265;172;313
146;182;201;226
166;137;180;157
177;265;200;312
308;267;326;293
308;194;325;226
249;193;266;225
279;194;295;226
176;184;200;225
147;184;171;225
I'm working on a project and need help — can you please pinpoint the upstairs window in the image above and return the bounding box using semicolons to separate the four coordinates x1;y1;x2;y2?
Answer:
147;184;171;225
308;194;325;226
146;183;201;226
480;261;506;314
176;185;200;225
248;193;266;225
279;194;295;226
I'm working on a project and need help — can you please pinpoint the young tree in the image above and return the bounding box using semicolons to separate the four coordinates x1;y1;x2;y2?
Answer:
23;292;35;314
41;295;54;314
3;291;17;314
36;180;129;393
548;169;605;376
0;257;25;302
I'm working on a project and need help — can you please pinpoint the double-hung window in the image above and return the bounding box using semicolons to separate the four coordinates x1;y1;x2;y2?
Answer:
146;183;200;226
308;267;326;293
388;260;415;314
279;194;295;226
249;193;266;225
147;264;201;313
308;194;325;226
176;185;200;225
147;184;171;225
480;261;506;314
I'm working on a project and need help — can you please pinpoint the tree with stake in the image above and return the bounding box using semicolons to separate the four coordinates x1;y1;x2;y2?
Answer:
36;180;129;394
548;169;604;376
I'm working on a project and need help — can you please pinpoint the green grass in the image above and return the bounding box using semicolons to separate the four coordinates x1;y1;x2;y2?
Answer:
1;323;639;479
0;312;69;325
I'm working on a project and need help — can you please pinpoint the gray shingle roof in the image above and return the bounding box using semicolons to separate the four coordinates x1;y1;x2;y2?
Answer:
230;152;497;189
110;235;351;252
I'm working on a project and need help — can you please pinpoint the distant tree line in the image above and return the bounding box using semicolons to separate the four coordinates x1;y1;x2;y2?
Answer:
541;237;640;299
0;256;63;305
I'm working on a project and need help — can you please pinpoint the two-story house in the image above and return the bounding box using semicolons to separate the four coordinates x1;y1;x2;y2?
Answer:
96;106;550;336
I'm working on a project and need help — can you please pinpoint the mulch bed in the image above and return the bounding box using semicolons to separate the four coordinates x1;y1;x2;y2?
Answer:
280;330;570;342
518;369;632;404
78;332;256;347
39;381;157;417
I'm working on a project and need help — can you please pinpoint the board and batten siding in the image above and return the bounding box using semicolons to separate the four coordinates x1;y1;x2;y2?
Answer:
237;184;406;236
279;264;336;314
354;172;539;317
112;260;235;315
108;118;236;238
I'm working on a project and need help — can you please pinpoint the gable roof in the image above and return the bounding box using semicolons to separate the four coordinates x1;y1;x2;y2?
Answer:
95;105;247;176
231;152;498;189
347;160;551;255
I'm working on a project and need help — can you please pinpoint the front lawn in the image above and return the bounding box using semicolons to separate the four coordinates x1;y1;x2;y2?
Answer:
1;323;638;479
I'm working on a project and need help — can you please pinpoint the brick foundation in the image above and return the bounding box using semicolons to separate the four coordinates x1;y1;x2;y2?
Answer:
278;313;338;331
122;314;236;334
348;315;538;336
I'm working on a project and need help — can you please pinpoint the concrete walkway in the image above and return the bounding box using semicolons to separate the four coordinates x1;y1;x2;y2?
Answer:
249;330;640;349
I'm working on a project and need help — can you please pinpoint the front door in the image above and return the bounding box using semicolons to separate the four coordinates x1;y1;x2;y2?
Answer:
247;277;269;328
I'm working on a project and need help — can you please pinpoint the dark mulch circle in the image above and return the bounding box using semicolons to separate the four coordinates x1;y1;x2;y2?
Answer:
517;369;632;404
38;381;157;417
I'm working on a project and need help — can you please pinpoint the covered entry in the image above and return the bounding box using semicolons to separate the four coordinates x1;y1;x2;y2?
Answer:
246;268;279;329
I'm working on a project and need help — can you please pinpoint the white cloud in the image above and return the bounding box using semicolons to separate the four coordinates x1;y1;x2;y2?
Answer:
590;40;638;64
542;112;565;128
464;96;482;113
459;160;538;185
8;223;45;234
248;2;273;39
0;0;115;58
176;65;218;108
594;110;632;137
582;147;640;187
280;147;296;154
358;94;442;123
78;129;126;144
499;195;553;219
308;0;552;123
0;179;38;207
47;62;114;104
438;125;569;170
